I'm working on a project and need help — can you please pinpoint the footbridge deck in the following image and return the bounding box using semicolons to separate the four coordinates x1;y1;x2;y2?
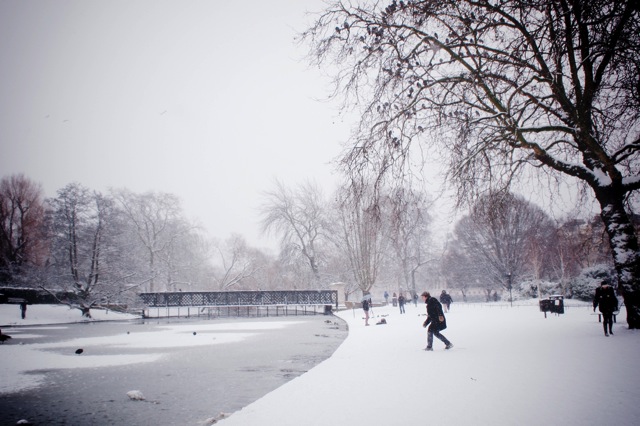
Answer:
138;290;338;318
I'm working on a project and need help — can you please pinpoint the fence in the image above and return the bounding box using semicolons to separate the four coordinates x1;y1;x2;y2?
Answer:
138;290;338;318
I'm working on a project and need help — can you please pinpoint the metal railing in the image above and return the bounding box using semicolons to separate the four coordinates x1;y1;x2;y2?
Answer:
139;290;338;309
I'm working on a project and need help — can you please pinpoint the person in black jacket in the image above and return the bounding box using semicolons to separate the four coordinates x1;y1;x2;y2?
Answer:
593;281;619;336
19;300;28;319
421;291;453;351
440;290;453;312
362;294;371;326
398;294;406;314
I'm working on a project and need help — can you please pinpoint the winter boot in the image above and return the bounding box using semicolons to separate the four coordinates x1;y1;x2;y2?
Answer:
445;343;454;350
424;346;433;351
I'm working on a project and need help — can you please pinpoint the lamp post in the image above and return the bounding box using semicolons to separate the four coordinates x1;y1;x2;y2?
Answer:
506;273;513;307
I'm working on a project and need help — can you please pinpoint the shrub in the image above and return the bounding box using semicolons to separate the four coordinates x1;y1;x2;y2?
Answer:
568;265;616;301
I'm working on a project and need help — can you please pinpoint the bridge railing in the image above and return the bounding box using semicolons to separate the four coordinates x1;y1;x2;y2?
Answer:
139;290;338;309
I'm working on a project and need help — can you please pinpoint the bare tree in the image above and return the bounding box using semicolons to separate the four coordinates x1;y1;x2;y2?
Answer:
0;174;47;282
210;234;261;290
48;183;117;317
387;187;434;296
440;242;483;301
260;179;331;283
548;220;581;289
336;180;388;296
448;193;552;303
113;189;193;292
303;0;640;326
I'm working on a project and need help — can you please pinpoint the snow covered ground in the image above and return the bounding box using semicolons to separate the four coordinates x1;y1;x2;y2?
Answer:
2;301;638;426
218;301;639;426
0;303;139;327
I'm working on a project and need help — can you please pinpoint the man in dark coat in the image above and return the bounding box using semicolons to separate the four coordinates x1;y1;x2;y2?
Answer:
593;281;619;336
19;300;27;319
421;291;453;351
362;294;371;326
398;294;406;314
440;290;453;312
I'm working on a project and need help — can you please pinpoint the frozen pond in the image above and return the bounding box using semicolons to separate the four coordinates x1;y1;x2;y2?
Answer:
0;315;347;425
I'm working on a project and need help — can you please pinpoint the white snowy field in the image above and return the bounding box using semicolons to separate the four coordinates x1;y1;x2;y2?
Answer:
218;301;640;426
2;301;639;426
0;303;139;327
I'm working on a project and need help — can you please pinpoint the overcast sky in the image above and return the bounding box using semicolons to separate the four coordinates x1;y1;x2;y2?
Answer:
1;0;593;254
0;0;354;249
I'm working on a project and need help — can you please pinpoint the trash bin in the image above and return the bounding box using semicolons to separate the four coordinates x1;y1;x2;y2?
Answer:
324;305;333;315
540;296;564;318
549;295;564;314
539;299;551;313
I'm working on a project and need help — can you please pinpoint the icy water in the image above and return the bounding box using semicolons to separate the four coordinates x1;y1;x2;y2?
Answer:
0;315;348;426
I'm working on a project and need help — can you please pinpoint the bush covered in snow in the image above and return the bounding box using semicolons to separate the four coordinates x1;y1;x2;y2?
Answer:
518;279;562;299
568;265;616;301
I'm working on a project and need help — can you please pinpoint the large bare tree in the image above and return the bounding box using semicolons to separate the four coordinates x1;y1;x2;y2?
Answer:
336;180;388;296
260;179;331;283
387;187;434;296
303;0;640;327
0;174;47;282
210;234;261;290
113;189;193;292
448;192;553;302
48;183;117;317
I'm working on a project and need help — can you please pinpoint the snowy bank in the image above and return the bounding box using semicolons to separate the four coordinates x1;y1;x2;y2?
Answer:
1;303;139;327
218;301;639;426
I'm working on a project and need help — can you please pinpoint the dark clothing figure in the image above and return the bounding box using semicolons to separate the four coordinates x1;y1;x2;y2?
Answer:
384;291;389;305
392;292;398;307
440;291;453;312
421;292;453;350
19;301;27;319
413;293;418;307
362;297;371;326
0;328;12;343
593;283;618;336
398;295;406;314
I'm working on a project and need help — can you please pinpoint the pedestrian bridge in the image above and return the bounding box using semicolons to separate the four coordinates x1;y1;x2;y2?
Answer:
138;290;338;318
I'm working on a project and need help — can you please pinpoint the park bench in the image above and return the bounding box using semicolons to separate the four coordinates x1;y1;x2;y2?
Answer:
592;311;620;323
592;302;623;323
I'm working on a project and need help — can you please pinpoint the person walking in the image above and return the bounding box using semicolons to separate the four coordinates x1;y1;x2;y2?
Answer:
593;281;619;336
398;294;406;314
362;294;372;326
440;290;453;312
421;291;453;351
19;300;28;320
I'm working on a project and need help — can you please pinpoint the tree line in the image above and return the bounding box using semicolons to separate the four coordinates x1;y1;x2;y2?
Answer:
0;174;275;316
261;178;617;304
0;173;618;316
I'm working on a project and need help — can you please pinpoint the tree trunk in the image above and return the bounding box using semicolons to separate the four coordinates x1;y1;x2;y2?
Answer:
595;188;640;329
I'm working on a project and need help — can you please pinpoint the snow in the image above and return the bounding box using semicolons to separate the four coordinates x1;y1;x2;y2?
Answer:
218;302;640;426
0;304;139;326
2;301;639;425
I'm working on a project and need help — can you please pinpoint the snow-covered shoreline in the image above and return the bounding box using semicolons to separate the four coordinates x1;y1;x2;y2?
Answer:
218;301;639;426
